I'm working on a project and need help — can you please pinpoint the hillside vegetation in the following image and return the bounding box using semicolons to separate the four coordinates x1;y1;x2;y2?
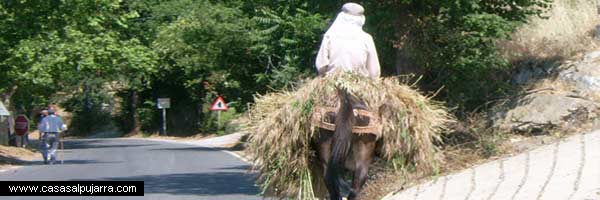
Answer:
508;0;598;59
364;0;600;198
2;0;599;198
1;0;563;136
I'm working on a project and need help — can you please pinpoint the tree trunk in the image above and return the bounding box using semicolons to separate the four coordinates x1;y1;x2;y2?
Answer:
196;101;203;131
394;8;421;76
196;96;205;132
1;85;18;110
2;85;17;146
129;89;141;134
195;87;206;132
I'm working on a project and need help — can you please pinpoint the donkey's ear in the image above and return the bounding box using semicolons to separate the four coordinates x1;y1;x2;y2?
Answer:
352;103;368;110
346;93;364;107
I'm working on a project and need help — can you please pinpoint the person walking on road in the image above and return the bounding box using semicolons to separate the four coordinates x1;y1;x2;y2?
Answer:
37;108;48;141
39;108;66;165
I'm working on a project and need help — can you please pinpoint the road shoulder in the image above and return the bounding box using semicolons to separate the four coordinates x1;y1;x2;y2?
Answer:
0;144;40;172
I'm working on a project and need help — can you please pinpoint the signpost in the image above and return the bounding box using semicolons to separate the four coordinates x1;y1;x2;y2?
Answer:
210;96;229;129
14;115;29;136
157;98;170;136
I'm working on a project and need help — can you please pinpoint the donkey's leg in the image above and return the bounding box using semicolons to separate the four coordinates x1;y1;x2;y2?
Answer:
317;130;340;199
348;134;377;200
317;130;334;174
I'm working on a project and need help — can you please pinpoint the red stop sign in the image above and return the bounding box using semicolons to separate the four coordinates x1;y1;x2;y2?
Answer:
14;115;29;136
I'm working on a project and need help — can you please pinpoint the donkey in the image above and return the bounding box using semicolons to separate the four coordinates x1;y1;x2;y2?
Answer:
315;87;378;200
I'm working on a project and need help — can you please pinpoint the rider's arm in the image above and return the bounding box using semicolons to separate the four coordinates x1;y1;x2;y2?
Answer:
366;35;380;79
315;35;331;76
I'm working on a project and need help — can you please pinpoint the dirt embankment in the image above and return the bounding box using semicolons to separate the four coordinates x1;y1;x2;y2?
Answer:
0;144;39;170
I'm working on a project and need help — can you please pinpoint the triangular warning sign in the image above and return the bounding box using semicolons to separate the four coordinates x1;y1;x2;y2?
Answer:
210;96;229;111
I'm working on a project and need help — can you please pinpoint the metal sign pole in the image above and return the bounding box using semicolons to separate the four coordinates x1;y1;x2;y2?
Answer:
162;108;167;136
156;98;170;136
210;96;228;131
217;110;221;130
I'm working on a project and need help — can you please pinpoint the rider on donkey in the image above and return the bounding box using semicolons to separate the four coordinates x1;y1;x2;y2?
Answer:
246;3;450;199
315;3;382;199
316;3;380;79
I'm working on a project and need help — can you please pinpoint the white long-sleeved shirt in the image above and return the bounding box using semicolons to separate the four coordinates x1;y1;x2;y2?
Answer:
39;114;65;133
315;32;380;79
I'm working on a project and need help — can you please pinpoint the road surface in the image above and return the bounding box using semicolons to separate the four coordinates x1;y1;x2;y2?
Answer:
383;130;600;200
0;138;260;200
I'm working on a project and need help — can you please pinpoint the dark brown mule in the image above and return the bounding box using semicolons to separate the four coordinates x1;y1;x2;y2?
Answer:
315;88;378;200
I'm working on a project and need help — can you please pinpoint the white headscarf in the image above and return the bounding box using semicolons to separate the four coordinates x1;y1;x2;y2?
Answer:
324;3;366;39
315;3;381;78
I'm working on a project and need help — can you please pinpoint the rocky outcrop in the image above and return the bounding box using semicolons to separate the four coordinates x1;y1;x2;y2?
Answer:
492;51;600;133
558;52;600;94
491;93;597;133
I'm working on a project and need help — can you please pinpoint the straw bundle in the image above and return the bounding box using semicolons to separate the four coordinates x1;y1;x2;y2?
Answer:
246;72;453;198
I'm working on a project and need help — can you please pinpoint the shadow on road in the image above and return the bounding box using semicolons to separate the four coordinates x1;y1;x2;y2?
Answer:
73;171;259;196
216;165;253;171
150;147;230;152
64;140;158;150
18;159;123;166
61;159;124;165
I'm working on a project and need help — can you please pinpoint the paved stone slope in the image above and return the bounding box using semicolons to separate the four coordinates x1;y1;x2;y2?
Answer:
383;130;600;200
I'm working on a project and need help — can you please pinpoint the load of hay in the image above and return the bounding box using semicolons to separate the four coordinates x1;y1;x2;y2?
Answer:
246;72;453;198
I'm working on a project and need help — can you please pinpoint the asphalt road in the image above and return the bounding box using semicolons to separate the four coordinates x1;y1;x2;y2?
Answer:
0;138;261;200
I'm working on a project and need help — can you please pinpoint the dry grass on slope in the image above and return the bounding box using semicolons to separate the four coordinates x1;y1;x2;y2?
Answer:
0;145;39;169
503;0;599;60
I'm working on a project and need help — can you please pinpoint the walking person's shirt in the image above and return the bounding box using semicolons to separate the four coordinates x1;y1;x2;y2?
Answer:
315;3;380;79
39;114;65;133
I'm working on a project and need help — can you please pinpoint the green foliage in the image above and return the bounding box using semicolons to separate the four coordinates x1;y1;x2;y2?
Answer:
61;83;114;135
151;0;259;99
1;0;157;135
0;0;554;135
151;0;327;103
404;0;552;108
138;100;158;131
249;5;327;89
120;0;328;134
415;13;515;107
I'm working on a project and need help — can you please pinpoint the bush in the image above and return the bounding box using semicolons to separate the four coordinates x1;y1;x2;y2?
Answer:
415;13;516;109
62;90;115;136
